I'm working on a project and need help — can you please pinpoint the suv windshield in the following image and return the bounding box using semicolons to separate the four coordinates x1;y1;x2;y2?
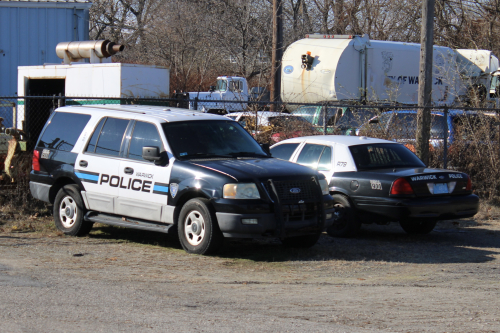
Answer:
162;120;268;160
349;143;425;171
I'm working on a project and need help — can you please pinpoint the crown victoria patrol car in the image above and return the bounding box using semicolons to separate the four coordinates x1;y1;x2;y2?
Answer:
29;105;335;254
270;135;479;237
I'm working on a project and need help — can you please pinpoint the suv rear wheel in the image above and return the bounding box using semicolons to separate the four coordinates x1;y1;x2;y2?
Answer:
178;198;223;255
54;184;93;236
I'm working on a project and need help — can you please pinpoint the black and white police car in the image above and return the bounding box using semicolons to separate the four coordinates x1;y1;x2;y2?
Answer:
270;135;479;237
29;105;335;254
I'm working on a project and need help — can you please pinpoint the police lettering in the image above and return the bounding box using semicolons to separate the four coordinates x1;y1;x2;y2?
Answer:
99;174;154;193
410;175;437;181
449;174;463;179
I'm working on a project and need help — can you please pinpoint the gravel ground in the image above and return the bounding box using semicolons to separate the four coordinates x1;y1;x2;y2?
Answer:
0;218;499;332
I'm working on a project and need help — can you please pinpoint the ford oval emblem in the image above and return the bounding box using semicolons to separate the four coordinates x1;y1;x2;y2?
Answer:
284;65;294;74
290;188;301;194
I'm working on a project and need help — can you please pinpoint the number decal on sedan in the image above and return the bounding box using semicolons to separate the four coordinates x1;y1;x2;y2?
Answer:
370;180;382;190
337;161;347;167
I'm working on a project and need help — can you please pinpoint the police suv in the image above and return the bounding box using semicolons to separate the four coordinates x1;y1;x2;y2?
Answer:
30;105;335;254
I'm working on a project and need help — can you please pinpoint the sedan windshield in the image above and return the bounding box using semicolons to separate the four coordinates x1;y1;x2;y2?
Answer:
349;143;425;171
162;120;268;160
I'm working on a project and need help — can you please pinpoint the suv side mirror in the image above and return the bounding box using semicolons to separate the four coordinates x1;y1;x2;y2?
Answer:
260;143;271;156
143;146;162;162
209;85;216;92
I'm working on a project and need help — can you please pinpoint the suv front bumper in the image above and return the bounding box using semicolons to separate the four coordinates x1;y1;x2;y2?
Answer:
215;196;335;238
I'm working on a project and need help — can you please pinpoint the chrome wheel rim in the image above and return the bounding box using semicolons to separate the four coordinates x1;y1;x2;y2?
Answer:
331;203;348;230
59;195;78;228
184;210;206;246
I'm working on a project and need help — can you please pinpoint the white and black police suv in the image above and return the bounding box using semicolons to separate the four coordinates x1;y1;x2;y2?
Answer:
29;105;335;254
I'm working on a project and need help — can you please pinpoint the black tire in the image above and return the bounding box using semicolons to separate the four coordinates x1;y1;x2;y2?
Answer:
53;184;93;236
326;194;361;238
399;219;437;234
280;232;321;248
177;198;223;255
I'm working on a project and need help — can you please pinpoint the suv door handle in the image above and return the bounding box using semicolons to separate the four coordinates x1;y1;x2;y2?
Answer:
79;160;88;167
124;167;134;175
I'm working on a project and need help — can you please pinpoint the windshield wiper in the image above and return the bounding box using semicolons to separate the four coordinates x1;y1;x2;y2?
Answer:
180;153;234;159
228;152;270;158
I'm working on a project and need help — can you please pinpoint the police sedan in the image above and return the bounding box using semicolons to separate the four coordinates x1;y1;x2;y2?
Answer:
270;135;479;237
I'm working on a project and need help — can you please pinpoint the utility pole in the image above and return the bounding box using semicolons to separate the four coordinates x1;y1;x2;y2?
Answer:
416;0;436;165
270;0;283;111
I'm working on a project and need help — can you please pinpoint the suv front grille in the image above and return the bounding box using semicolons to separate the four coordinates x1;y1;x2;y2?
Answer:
263;179;319;203
282;203;318;222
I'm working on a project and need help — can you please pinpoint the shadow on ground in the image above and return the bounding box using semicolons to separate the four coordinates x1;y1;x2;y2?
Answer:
86;221;500;264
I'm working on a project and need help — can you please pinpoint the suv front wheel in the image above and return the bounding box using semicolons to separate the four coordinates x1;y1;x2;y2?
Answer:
54;184;93;236
178;198;223;255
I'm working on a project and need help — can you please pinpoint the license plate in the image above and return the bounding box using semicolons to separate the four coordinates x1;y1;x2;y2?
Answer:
433;183;448;194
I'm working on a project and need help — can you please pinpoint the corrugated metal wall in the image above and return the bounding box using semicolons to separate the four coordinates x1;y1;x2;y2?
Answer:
0;5;89;97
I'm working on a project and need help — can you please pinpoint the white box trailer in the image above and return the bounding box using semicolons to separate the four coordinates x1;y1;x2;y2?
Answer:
17;62;169;141
281;34;498;107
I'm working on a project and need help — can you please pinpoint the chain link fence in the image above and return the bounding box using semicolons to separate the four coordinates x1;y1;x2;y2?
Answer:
0;96;499;199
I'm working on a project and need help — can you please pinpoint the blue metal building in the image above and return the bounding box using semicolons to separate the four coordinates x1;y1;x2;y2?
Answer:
0;0;91;97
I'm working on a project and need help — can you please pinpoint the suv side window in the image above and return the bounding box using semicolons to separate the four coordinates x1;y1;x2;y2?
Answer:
86;118;106;153
86;117;129;156
127;121;163;161
38;112;91;151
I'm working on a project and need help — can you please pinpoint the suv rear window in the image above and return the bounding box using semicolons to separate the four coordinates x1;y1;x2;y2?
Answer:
38;112;91;151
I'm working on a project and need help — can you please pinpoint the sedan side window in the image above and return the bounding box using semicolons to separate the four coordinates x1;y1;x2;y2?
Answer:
128;121;163;161
296;144;326;169
317;146;332;171
270;143;300;160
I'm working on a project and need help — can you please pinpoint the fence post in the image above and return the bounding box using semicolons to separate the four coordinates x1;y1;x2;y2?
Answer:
443;107;448;169
323;104;327;135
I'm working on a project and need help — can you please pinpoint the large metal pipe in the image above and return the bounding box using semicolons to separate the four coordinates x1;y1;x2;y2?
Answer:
56;40;124;60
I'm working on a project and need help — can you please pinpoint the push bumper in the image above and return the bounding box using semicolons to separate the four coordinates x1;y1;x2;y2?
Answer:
354;194;479;221
214;196;335;238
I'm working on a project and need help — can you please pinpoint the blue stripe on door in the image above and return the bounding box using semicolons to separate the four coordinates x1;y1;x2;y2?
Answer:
75;172;99;182
153;185;169;193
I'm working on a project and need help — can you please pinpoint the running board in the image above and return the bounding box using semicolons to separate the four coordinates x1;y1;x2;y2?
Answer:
84;212;173;234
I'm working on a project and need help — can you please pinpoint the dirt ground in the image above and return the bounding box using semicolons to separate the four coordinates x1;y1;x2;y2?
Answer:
0;213;499;332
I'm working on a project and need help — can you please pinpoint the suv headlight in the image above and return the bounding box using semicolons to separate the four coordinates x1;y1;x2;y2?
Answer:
223;183;260;199
319;179;329;195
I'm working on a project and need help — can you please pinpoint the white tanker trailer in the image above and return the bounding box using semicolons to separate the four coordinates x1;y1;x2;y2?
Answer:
281;34;500;107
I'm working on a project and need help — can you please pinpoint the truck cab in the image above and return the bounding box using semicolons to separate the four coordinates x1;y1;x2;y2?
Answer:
188;76;249;114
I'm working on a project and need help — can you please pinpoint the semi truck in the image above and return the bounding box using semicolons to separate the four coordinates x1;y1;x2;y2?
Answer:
281;34;500;108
